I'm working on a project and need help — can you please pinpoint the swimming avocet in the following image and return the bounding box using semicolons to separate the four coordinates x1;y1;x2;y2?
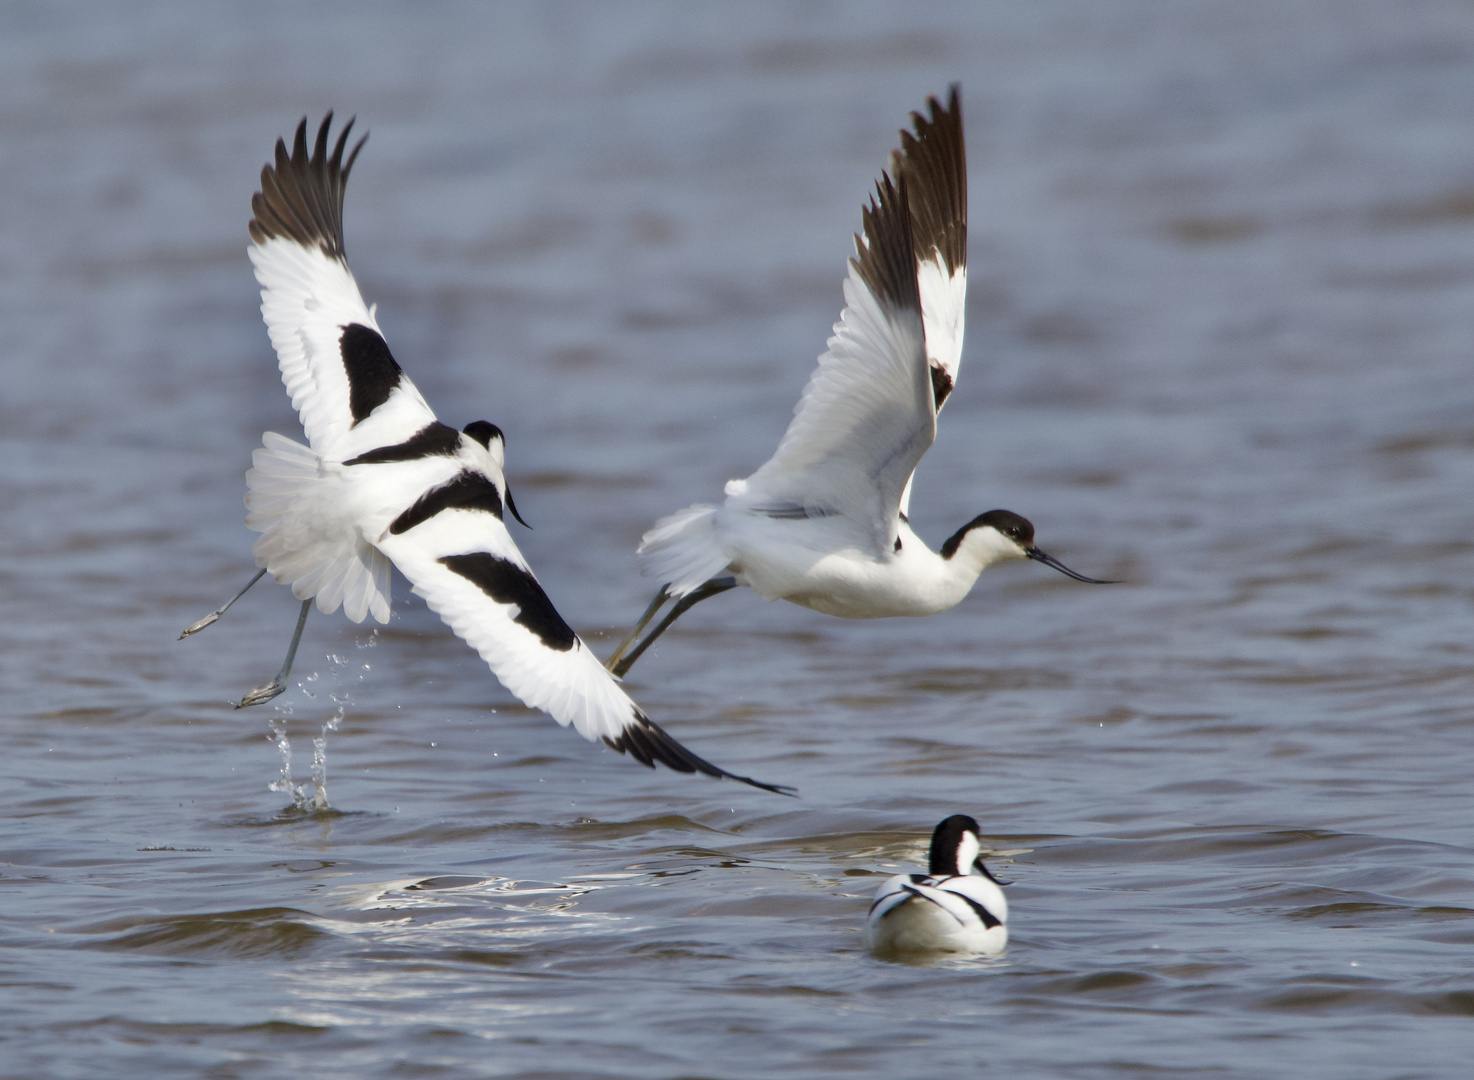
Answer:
605;88;1111;677
864;814;1009;954
181;114;787;795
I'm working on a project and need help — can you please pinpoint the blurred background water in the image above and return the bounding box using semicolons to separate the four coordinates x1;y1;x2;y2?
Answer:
2;2;1473;1077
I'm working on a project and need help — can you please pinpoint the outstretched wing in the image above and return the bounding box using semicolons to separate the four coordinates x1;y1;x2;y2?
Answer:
735;170;930;556
249;116;787;794
892;87;967;518
371;460;790;795
248;114;437;464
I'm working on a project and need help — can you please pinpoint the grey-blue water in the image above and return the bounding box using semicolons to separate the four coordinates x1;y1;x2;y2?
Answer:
3;3;1473;1077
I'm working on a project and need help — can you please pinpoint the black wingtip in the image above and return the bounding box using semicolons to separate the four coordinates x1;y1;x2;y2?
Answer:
850;169;922;315
895;85;966;275
249;112;368;258
603;712;797;796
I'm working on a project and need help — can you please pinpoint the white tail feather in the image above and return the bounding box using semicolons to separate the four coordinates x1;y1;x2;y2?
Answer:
245;432;392;623
637;504;729;598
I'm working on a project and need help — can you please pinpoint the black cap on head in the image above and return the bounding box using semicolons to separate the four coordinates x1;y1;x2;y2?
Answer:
462;421;504;449
928;814;981;875
462;421;530;528
940;509;1033;559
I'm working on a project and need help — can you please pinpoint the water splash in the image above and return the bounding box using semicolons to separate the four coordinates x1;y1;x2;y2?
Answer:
265;630;378;811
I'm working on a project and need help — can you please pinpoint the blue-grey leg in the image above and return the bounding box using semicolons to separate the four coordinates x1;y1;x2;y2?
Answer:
604;587;673;674
179;568;268;639
609;577;737;678
237;598;311;708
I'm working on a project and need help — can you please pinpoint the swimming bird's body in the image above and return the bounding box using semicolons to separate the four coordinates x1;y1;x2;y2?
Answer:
864;815;1009;955
607;88;1109;677
184;115;786;794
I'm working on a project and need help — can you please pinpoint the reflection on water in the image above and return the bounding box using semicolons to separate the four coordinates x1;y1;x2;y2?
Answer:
3;1;1474;1077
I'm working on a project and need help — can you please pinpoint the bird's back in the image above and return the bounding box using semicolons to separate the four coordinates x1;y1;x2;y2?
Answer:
865;872;1008;954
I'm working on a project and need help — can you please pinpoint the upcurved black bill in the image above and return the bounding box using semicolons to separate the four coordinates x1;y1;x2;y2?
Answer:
1026;547;1116;584
505;486;531;529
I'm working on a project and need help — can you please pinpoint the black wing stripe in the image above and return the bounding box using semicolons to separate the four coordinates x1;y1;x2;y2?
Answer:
895;882;970;926
869;875;936;916
890;883;959;923
248;113;365;259
344;422;462;465
751;504;838;520
868;878;921;916
438;553;576;651
391;472;504;535
952;890;1002;930
339;323;404;424
602;711;795;796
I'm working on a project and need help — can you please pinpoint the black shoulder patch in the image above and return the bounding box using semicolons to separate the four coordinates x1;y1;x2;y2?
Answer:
248;113;366;259
930;363;954;410
390;471;503;535
340;323;403;424
344;422;461;465
438;553;575;651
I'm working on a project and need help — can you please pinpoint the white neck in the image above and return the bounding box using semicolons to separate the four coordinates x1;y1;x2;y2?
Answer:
907;524;1026;614
953;831;981;876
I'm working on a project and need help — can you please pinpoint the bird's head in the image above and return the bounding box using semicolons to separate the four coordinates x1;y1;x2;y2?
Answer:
929;814;1010;884
462;420;506;462
462;421;530;528
940;509;1113;583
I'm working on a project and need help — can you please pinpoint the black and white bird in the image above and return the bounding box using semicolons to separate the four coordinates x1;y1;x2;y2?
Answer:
182;114;788;795
864;814;1009;955
605;88;1111;677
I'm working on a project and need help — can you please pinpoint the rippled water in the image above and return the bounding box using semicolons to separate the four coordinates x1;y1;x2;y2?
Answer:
4;3;1474;1077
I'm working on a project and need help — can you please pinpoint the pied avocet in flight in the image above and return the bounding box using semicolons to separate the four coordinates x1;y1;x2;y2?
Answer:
181;114;787;795
864;814;1009;955
605;88;1111;677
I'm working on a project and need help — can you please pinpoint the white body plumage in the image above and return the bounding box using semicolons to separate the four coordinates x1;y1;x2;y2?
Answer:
864;815;1009;955
610;88;1110;677
214;114;787;794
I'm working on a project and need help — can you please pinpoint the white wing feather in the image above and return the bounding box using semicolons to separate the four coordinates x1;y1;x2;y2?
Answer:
373;511;637;745
249;239;436;463
737;261;930;554
897;257;965;519
895;88;967;518
238;117;788;793
374;505;789;791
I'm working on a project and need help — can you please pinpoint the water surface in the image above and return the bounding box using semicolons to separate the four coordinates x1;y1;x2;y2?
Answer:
3;3;1474;1077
